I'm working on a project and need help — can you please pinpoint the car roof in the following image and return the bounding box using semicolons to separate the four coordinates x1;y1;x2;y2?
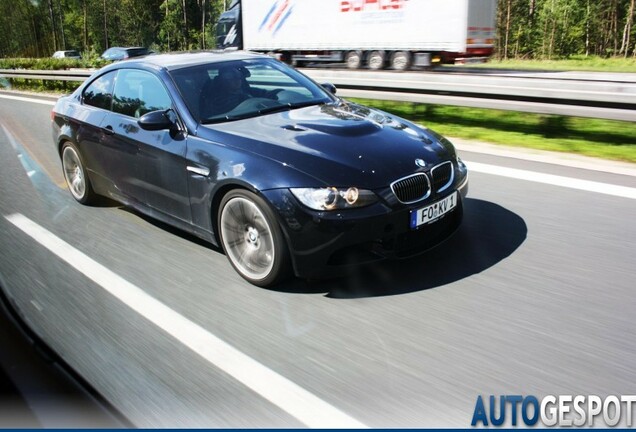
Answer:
108;51;268;71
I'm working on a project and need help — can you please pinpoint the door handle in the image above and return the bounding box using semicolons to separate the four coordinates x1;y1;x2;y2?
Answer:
187;166;210;177
102;125;114;135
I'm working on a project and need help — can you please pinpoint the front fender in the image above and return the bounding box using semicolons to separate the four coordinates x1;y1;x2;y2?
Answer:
186;135;321;241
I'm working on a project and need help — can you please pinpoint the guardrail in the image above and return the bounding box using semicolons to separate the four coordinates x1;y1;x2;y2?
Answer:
0;69;93;81
302;69;636;122
2;68;635;122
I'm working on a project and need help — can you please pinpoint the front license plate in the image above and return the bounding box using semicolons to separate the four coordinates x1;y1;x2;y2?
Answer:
410;192;458;229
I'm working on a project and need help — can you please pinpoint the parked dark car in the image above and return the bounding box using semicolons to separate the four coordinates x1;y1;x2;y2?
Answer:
100;47;152;61
51;51;468;286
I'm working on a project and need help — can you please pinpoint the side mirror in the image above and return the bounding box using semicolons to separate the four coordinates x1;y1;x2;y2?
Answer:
138;109;178;131
321;83;337;95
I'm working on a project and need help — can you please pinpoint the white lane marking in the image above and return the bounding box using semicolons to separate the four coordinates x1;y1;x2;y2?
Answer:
0;93;56;106
453;140;636;177
467;161;636;200
4;213;367;429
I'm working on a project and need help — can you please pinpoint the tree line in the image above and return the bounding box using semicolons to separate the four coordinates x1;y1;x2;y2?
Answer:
0;0;634;59
0;0;228;58
498;0;636;58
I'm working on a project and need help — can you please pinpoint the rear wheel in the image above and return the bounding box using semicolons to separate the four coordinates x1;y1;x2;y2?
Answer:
61;142;96;204
391;51;411;71
218;190;291;287
367;51;385;70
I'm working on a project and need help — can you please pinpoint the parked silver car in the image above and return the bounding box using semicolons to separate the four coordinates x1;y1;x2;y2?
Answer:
52;50;82;60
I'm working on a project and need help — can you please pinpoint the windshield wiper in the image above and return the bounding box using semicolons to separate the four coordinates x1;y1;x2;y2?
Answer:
256;104;294;116
201;101;327;124
257;100;326;116
201;113;256;124
201;116;232;125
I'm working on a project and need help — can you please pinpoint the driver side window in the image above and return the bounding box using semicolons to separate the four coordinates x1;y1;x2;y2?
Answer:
112;69;172;118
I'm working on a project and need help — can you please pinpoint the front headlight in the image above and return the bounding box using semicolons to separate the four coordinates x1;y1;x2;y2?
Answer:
290;187;377;211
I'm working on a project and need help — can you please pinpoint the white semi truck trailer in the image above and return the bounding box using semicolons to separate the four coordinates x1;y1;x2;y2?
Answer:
215;0;497;70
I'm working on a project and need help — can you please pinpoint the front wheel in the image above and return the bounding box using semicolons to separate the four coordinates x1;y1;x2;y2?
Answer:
218;190;291;287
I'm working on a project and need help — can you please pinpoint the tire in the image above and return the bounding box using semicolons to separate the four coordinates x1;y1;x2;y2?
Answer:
278;52;292;65
345;51;362;69
61;142;96;205
218;189;291;287
391;51;411;71
367;51;385;70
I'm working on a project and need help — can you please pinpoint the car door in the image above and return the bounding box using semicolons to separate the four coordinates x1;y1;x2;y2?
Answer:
75;70;119;194
100;68;191;223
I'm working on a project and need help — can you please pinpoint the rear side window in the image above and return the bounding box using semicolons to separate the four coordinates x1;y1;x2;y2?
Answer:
83;71;116;110
127;48;149;57
112;69;172;118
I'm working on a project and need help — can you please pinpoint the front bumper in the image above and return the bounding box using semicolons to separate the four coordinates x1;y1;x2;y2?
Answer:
263;171;468;279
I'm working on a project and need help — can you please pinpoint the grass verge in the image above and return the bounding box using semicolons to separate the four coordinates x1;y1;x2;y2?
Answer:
1;78;81;94
465;56;636;73
349;99;636;163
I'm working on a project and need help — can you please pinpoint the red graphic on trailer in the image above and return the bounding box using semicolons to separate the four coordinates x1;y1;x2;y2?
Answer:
259;0;295;35
340;0;409;12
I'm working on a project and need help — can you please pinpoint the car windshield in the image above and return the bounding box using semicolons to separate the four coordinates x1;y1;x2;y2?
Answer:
169;58;334;124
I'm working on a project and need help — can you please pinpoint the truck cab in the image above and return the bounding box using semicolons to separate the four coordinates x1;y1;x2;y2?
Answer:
216;0;242;50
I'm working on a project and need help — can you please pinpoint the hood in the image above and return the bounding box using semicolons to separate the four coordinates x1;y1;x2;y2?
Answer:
198;102;456;189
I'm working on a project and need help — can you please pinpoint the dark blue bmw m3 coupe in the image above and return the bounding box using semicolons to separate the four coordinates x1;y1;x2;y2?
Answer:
52;51;468;286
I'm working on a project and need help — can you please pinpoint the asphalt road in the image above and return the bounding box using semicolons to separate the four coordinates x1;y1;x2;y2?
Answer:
299;64;636;83
0;93;635;427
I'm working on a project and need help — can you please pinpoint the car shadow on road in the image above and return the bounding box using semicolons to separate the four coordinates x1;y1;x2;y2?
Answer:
116;205;220;251
276;198;527;298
